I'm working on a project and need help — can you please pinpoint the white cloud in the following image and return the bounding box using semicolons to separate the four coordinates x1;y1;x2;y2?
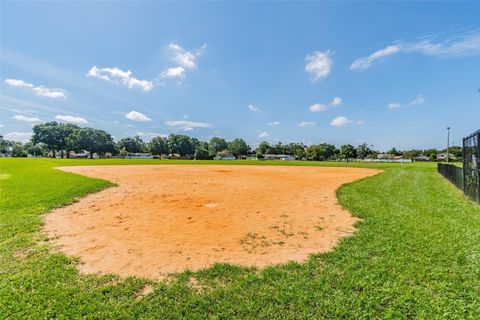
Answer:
331;97;342;106
160;66;186;79
87;66;154;91
248;104;260;112
351;31;480;70
388;94;425;110
387;102;402;110
55;115;88;124
356;120;365;125
305;50;333;81
136;131;168;139
125;110;152;122
258;131;270;138
408;94;425;106
13;115;41;123
298;121;316;127
309;103;327;112
32;86;66;98
5;78;66;98
4;131;32;142
267;121;280;126
351;45;401;70
330;116;352;127
168;43;206;70
5;79;33;88
164;120;212;131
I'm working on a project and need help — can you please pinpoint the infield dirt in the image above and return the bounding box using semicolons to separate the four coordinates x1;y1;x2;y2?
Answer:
44;165;380;279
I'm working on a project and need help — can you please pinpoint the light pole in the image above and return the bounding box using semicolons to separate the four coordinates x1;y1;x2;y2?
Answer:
446;127;450;163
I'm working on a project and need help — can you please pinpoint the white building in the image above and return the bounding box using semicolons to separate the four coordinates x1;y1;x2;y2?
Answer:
263;154;296;161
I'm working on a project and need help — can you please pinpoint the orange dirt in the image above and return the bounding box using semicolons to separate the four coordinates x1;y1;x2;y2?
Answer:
44;165;380;279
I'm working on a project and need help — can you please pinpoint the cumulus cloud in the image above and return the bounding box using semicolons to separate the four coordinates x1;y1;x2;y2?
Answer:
13;115;41;123
258;131;270;138
351;31;480;70
125;110;152;122
160;66;186;79
267;121;280;126
168;43;206;70
87;66;154;91
55;115;88;124
164;120;212;131
305;50;333;81
5;79;34;88
5;78;66;98
309;103;327;112
248;104;260;112
298;121;316;127
4;131;32;142
330;97;342;106
330;116;353;127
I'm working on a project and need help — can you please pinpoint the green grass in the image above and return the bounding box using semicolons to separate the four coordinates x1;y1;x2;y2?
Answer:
1;158;479;319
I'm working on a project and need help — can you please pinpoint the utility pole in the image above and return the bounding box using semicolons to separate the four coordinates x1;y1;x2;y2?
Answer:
446;127;450;163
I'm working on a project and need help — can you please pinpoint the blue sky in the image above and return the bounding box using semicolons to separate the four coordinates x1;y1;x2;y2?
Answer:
1;1;479;150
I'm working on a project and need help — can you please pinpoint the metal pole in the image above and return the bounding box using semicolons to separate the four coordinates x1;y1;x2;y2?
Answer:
446;127;450;163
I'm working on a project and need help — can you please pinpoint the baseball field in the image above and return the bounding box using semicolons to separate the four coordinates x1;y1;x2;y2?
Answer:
1;158;479;319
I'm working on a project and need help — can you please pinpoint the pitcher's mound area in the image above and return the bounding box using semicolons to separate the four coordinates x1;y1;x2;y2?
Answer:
44;165;379;279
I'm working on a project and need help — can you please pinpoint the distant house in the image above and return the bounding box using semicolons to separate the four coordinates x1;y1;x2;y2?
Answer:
263;154;296;161
377;153;394;160
436;153;456;161
214;154;236;160
415;155;430;161
162;153;190;160
125;152;153;159
70;152;90;159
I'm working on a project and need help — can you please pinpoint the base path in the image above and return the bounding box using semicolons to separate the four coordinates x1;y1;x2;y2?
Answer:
44;165;380;279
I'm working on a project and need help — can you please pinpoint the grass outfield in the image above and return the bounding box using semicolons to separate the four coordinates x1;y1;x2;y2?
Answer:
1;158;479;319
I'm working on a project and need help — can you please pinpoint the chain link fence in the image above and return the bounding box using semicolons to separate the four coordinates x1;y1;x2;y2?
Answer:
438;129;479;204
463;129;480;203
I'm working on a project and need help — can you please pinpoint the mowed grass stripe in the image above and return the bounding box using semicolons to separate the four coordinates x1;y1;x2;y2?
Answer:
0;158;479;319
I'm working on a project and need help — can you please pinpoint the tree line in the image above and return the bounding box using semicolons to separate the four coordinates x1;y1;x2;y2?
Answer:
0;121;462;160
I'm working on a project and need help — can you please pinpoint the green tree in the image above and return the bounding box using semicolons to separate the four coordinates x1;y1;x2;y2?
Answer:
167;134;195;156
68;128;115;159
208;137;228;156
285;143;305;156
403;149;422;159
32;122;78;158
194;147;211;160
295;148;306;159
257;141;271;154
117;136;145;153
0;139;13;154
305;143;336;161
24;142;46;157
340;144;357;161
11;142;28;157
228;138;249;157
387;147;401;156
149;136;168;155
356;143;372;159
